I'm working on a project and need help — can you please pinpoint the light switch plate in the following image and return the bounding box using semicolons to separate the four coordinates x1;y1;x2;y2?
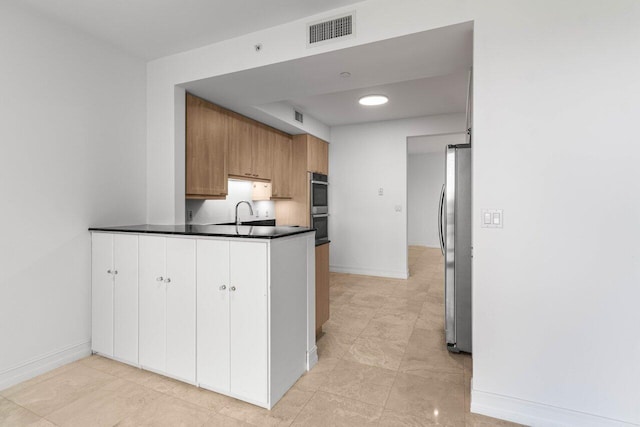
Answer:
481;209;503;228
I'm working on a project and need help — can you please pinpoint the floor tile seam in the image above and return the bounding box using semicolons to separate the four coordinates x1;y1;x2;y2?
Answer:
378;312;419;414
41;417;62;427
379;366;401;415
313;389;384;417
8;372;121;420
1;396;51;425
42;376;148;427
288;388;318;426
0;362;82;400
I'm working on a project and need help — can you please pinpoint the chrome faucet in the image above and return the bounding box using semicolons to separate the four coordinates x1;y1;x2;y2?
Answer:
235;201;254;225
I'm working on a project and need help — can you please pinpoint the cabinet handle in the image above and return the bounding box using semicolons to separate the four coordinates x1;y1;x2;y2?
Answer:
107;269;112;274
164;278;171;284
245;173;252;176
156;276;164;282
219;285;227;291
230;286;236;292
253;174;258;177
113;270;118;275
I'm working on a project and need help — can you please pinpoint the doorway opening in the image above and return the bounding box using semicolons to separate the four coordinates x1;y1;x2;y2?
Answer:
407;131;467;273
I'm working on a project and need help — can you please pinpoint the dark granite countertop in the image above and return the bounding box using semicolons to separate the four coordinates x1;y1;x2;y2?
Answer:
89;224;315;239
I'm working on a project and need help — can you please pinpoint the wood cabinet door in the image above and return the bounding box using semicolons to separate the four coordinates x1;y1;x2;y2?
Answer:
307;135;329;175
186;94;229;197
251;126;272;179
91;233;114;357
229;241;268;404
315;243;330;332
271;133;292;198
196;240;231;392
113;234;139;365
165;238;197;383
228;115;253;178
139;236;167;373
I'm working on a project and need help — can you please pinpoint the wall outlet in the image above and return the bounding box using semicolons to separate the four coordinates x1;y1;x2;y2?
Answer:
378;188;384;196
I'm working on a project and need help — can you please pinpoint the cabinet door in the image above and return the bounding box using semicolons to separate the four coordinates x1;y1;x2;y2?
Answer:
229;242;268;404
251;126;272;179
271;133;292;198
315;243;330;333
113;234;138;365
228;115;253;178
139;236;166;373
197;240;231;392
307;135;329;175
186;94;229;198
91;233;113;357
165;238;197;382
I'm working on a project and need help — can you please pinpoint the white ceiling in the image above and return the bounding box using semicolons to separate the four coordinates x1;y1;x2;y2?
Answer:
13;0;363;59
407;133;467;155
184;22;473;130
287;71;469;126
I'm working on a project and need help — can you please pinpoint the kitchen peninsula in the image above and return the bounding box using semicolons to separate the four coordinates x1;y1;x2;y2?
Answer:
88;224;316;409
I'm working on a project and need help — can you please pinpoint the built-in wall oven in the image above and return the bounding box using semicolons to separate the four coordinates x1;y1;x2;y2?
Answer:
310;172;329;244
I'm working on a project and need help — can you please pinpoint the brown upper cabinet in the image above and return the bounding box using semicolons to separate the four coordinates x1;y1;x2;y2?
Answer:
271;133;293;199
185;93;229;199
186;93;295;200
306;135;329;175
228;115;272;180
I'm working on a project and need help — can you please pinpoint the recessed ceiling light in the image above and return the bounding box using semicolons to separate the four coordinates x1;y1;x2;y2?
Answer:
359;95;388;106
339;72;351;78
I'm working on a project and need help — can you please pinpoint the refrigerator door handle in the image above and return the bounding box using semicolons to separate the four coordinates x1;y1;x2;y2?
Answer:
438;184;445;255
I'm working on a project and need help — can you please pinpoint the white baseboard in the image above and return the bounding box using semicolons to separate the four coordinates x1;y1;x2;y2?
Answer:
307;345;318;371
472;387;638;427
329;265;409;279
0;341;91;391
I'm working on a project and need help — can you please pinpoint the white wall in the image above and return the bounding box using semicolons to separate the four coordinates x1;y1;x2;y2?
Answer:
471;2;640;425
407;152;445;248
329;114;465;279
186;180;275;225
0;3;147;389
144;0;640;425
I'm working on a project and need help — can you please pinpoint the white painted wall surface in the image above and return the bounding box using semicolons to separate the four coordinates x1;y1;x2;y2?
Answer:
145;0;640;425
471;2;640;425
0;3;147;388
329;114;465;279
186;180;275;225
407;152;445;248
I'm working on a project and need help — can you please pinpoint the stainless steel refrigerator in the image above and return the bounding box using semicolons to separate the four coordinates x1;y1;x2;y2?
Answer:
438;143;472;353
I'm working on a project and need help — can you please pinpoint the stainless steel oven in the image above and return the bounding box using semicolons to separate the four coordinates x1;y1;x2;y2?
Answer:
310;173;328;215
310;173;329;244
311;214;328;244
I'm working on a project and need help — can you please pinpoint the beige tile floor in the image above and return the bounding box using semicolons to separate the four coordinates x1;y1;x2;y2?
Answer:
0;246;522;427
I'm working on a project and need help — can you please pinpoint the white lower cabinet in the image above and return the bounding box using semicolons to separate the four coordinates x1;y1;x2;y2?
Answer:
92;231;311;409
197;240;268;405
91;233;138;365
139;235;196;383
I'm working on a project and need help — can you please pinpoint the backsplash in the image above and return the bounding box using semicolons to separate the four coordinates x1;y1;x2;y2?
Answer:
186;180;275;225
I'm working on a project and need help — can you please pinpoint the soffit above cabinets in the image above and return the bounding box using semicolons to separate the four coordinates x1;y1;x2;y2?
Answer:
182;22;473;130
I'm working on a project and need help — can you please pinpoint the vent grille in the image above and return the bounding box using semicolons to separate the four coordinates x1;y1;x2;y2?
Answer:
309;14;354;45
294;110;304;123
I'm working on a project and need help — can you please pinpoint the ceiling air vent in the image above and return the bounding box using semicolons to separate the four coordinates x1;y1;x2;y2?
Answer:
294;110;304;123
308;12;355;47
